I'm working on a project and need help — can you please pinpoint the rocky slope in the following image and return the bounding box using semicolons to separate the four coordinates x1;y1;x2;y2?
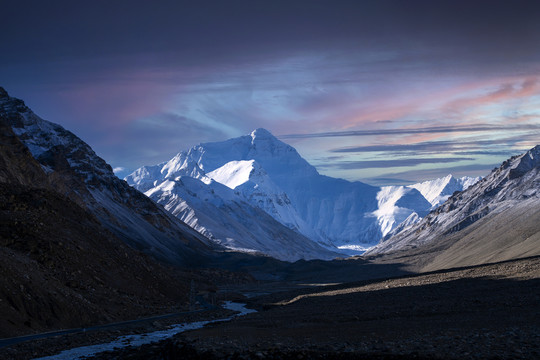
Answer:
0;113;207;337
366;145;540;270
0;87;215;266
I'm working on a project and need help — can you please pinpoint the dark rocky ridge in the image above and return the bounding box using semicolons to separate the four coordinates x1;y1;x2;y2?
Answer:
0;133;187;337
0;88;254;338
0;87;220;266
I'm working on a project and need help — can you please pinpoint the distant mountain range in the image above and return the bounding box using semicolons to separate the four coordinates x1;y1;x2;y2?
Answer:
126;128;479;260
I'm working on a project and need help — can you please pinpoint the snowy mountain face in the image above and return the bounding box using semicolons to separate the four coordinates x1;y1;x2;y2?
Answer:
193;130;381;249
127;154;339;261
207;160;323;243
144;175;339;262
374;185;432;238
367;146;540;255
127;128;472;258
0;87;213;265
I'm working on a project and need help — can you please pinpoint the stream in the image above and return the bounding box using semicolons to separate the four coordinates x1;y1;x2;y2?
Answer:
34;301;256;360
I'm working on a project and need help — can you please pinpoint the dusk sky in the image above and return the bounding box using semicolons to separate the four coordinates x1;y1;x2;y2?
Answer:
1;0;539;185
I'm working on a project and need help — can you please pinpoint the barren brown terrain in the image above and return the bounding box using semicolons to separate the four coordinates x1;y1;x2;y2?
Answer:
28;256;537;360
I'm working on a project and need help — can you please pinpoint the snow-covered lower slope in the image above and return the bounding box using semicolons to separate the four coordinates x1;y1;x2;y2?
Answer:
145;176;340;261
366;145;540;256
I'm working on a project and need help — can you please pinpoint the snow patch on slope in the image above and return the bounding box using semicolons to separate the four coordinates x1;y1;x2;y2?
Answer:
207;160;256;189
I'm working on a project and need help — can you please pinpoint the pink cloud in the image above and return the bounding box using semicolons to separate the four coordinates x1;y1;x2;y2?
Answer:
442;77;540;116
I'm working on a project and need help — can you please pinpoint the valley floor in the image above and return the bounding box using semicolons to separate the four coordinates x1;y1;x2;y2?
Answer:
169;256;540;360
6;256;539;359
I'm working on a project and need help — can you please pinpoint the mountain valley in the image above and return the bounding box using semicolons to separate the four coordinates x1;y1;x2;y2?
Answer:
0;87;539;359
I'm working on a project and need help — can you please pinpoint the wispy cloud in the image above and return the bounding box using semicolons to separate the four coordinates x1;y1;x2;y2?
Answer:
318;157;474;170
280;123;540;140
442;78;540;117
329;136;537;154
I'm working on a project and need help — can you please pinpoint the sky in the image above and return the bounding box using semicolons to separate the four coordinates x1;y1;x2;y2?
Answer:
1;0;539;185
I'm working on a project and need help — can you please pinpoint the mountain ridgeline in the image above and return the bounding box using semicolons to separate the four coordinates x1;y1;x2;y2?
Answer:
0;87;215;266
1;85;536;267
367;145;540;271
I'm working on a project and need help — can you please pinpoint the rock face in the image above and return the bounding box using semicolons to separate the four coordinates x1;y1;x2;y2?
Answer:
0;180;195;338
366;145;540;268
0;87;214;266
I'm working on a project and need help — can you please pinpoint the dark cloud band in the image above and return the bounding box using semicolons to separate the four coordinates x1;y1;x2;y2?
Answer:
280;124;540;140
318;157;474;170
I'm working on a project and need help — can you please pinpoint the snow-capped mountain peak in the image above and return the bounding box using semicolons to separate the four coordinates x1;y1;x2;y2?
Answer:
125;127;498;260
127;128;447;257
183;128;320;182
409;174;481;207
160;152;208;182
250;127;274;142
374;185;432;237
125;151;210;193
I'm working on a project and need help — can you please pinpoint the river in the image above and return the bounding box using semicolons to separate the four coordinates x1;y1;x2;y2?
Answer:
34;302;256;360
